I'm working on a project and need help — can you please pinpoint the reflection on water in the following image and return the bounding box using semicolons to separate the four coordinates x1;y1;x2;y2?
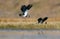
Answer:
0;30;60;39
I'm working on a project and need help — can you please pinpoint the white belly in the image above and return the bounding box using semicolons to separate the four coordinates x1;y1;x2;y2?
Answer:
23;10;28;17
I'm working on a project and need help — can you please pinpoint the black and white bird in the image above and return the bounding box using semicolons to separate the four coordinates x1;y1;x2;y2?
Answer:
37;17;48;24
19;4;32;17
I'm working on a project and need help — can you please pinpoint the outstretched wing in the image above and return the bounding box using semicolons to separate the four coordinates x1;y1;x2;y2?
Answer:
42;17;48;23
27;4;32;10
21;5;27;12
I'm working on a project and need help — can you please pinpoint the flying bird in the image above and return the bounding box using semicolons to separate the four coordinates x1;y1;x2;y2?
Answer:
37;17;48;24
19;4;32;17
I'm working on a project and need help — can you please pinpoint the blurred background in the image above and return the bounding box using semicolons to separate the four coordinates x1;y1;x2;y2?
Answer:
0;0;60;18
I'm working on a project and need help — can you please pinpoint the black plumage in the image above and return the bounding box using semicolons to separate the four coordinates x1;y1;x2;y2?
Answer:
38;18;42;23
21;4;32;13
42;17;48;23
37;17;48;24
27;4;32;10
19;4;32;17
21;5;27;13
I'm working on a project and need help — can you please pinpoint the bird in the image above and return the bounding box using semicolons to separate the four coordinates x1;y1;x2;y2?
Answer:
37;17;48;24
19;4;32;17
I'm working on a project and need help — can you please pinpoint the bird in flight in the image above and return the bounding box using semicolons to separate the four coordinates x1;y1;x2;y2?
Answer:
38;17;48;24
19;4;32;17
